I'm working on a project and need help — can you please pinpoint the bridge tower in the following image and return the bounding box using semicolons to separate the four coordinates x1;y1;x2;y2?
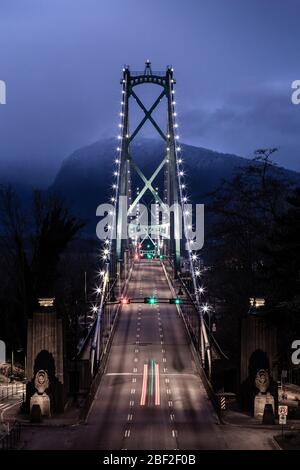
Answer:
115;60;181;276
91;62;217;380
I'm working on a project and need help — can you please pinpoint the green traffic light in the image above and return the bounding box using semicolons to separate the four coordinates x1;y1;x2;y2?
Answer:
144;296;158;304
147;254;152;259
169;298;182;305
147;244;150;249
159;255;164;260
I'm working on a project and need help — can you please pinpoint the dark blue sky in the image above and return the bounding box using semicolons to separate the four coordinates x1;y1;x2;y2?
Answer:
0;0;299;187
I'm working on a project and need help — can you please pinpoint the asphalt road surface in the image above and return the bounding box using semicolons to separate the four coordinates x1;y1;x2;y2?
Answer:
78;259;224;450
23;259;276;450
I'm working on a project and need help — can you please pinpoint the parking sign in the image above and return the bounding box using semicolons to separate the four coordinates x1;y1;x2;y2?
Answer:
278;405;288;416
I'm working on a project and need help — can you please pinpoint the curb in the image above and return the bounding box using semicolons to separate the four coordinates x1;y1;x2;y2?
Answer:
272;436;283;450
222;416;300;431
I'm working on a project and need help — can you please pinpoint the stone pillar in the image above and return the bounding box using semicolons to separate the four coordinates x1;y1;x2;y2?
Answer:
241;314;277;383
26;299;65;413
240;313;278;412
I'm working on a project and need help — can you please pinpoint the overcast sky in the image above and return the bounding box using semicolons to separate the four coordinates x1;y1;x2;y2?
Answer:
0;0;299;187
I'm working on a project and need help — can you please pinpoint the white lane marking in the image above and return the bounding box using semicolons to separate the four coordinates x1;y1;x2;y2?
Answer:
163;357;167;362
164;367;168;373
135;349;139;353
155;363;160;406
132;378;137;383
166;388;171;395
134;357;138;362
165;378;169;384
168;400;173;407
161;341;164;345
129;400;134;406
127;414;133;421
131;389;136;394
170;413;175;421
162;349;165;353
124;429;131;437
140;363;148;406
136;334;140;338
172;430;177;438
107;372;141;376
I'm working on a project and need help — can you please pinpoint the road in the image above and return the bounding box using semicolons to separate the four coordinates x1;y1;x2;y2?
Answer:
23;259;276;450
79;258;224;450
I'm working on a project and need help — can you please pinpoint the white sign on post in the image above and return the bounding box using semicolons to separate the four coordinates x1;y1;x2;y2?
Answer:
279;415;286;425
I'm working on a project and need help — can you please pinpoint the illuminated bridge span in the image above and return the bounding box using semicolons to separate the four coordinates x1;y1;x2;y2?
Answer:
78;62;228;450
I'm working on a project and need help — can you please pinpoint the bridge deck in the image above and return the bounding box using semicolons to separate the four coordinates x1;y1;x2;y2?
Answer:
77;259;226;450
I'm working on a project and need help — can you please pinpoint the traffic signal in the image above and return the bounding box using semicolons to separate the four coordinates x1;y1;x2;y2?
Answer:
120;297;131;305
146;253;152;259
159;255;164;260
169;298;182;305
144;296;158;305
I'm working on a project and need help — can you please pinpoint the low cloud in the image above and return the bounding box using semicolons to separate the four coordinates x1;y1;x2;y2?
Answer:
181;85;300;171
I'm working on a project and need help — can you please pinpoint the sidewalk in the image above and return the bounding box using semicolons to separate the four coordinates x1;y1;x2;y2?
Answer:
223;403;300;431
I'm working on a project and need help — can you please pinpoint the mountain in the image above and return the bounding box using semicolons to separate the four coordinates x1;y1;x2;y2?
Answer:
49;137;300;237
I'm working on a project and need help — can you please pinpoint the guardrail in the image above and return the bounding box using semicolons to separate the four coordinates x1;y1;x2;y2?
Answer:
0;421;21;450
0;383;25;402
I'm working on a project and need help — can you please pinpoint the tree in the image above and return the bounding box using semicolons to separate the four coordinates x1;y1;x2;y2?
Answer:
205;151;293;362
262;187;300;366
0;187;84;351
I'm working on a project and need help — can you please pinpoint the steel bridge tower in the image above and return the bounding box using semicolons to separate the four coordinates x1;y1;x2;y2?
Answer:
89;62;223;380
115;61;181;276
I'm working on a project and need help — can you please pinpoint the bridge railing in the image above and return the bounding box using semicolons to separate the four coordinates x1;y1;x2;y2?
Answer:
163;256;228;363
176;273;228;362
77;275;119;360
0;383;25;402
0;421;21;450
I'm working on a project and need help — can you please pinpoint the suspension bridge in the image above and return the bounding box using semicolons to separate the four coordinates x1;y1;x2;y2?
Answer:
72;62;229;449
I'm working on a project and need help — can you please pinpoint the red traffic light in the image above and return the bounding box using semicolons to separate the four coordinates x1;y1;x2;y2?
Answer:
120;297;131;305
134;253;139;261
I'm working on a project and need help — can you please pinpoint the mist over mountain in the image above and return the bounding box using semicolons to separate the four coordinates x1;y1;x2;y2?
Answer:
48;138;300;237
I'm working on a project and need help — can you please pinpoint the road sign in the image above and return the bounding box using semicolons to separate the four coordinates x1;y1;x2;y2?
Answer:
279;415;286;425
278;405;288;416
